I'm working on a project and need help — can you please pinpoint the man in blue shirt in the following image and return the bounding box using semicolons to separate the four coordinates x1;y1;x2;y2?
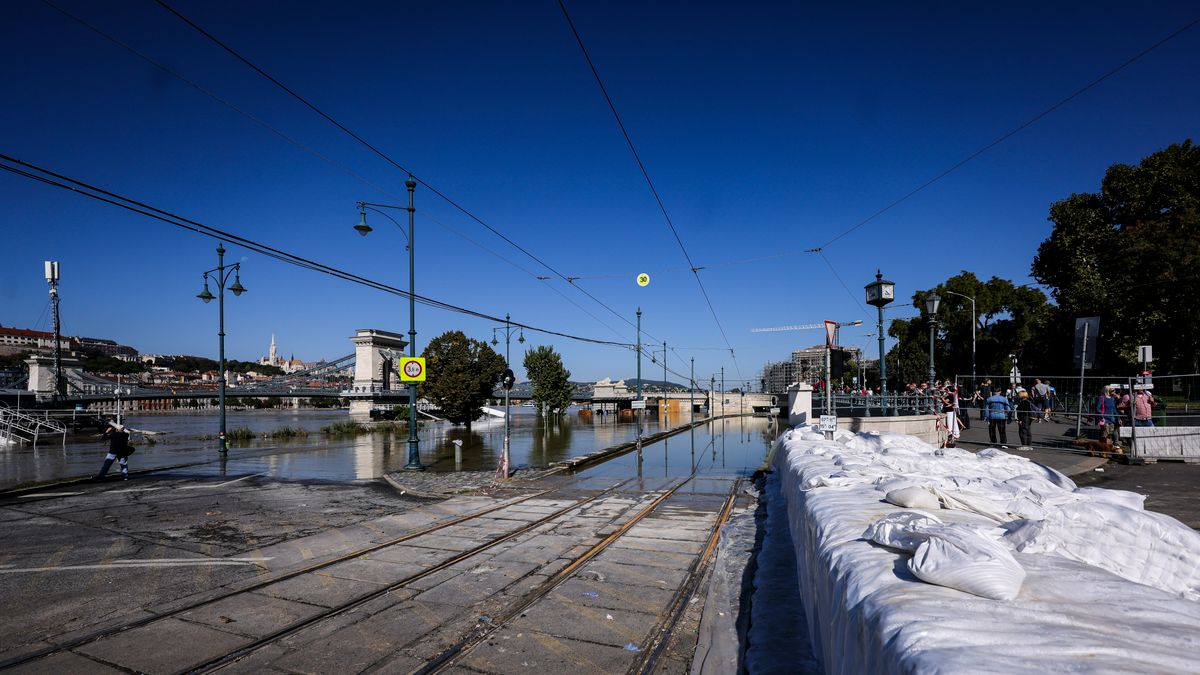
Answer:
985;392;1013;446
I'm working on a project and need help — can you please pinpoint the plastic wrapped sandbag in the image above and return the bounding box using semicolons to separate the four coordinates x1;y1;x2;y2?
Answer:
1005;501;1200;599
908;524;1026;601
863;511;943;551
1073;486;1146;511
885;486;941;510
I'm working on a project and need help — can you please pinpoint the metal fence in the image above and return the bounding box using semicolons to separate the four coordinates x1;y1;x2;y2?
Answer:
954;372;1200;458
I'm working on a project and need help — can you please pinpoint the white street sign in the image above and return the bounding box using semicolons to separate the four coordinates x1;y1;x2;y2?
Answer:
819;414;837;432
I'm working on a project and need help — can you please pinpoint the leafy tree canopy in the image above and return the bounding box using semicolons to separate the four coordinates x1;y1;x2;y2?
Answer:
522;345;573;414
420;330;506;426
1031;140;1200;373
887;272;1049;386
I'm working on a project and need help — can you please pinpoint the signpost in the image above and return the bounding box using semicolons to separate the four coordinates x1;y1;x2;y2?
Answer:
631;399;647;410
819;414;837;434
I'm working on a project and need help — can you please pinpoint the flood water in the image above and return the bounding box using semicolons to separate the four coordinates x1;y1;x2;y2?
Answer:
1;407;782;488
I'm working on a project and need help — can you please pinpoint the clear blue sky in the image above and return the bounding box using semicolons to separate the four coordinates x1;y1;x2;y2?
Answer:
2;1;1197;387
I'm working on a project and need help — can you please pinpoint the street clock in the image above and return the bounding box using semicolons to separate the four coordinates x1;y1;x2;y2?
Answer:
864;271;895;307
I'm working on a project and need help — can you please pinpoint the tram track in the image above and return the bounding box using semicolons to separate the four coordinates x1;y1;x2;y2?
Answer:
1;476;642;671
413;476;743;675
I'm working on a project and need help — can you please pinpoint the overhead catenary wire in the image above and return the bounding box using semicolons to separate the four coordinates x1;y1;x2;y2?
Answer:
814;15;1200;251
556;0;742;382
0;153;636;350
41;0;636;345
151;0;645;341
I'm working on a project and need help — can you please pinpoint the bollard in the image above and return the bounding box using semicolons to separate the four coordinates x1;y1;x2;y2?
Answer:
453;439;463;469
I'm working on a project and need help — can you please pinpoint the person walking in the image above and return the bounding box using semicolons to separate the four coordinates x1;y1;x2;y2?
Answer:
941;386;961;447
1014;388;1034;448
96;421;134;480
985;389;1013;446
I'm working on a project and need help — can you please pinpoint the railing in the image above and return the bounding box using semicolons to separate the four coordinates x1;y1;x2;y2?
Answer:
0;403;67;447
812;393;941;417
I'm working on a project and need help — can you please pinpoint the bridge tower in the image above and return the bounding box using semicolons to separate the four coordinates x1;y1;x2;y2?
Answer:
347;328;410;421
25;354;83;402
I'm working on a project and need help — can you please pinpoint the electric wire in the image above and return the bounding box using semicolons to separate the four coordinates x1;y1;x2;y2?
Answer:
0;154;635;349
44;0;636;345
556;0;741;381
151;0;641;339
815;15;1200;250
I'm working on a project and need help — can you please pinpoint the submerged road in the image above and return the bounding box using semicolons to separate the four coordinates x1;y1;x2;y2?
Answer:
0;417;774;673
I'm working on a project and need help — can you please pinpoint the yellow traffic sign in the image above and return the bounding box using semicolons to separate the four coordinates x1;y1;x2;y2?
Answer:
399;357;426;382
636;272;650;287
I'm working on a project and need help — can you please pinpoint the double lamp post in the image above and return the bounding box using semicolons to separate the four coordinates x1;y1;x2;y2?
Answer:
196;243;246;454
354;175;424;470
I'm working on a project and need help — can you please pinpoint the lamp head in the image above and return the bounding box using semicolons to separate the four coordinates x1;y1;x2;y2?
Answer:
197;278;215;304
229;273;246;296
926;292;941;315
354;207;373;237
518;331;525;344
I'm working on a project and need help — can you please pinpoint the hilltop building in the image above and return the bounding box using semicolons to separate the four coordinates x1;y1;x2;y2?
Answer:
257;334;308;373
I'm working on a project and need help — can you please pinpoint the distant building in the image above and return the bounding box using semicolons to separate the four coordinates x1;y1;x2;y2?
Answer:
0;325;71;356
257;334;307;373
0;325;137;359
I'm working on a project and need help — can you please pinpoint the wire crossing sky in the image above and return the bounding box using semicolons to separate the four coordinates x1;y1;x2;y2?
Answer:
2;1;1197;385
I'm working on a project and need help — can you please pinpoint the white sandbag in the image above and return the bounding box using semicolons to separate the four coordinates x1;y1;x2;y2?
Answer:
908;524;1026;601
863;511;943;551
885;486;941;510
1073;486;1146;511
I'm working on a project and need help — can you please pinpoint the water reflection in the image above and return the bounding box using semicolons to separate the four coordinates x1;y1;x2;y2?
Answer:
3;408;784;487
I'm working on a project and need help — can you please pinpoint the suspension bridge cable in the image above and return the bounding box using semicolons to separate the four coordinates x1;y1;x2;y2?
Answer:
556;0;741;382
151;0;642;338
0;154;637;350
815;15;1200;250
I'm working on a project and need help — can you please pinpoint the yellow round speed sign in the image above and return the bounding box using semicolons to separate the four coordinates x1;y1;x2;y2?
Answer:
636;273;650;287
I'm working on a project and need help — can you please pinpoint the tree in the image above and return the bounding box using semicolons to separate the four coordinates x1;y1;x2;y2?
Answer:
887;272;1050;386
1032;140;1200;374
523;345;573;415
420;331;506;426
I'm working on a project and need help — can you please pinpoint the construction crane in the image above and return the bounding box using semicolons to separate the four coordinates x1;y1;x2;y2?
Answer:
750;320;862;345
750;322;824;333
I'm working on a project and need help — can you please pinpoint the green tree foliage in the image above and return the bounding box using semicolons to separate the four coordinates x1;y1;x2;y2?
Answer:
420;330;506;426
887;272;1050;386
522;345;573;415
1032;141;1200;373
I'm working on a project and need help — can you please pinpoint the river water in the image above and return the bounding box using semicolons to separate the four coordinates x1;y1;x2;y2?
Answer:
2;408;781;488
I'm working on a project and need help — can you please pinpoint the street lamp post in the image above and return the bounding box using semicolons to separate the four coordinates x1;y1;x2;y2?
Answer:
942;290;976;390
196;243;246;454
491;314;524;476
636;308;643;454
925;291;941;392
354;175;423;470
864;271;895;413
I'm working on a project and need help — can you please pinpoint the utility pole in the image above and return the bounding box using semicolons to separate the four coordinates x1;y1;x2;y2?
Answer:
720;367;725;417
690;357;694;424
662;341;667;421
636;308;642;455
45;261;64;400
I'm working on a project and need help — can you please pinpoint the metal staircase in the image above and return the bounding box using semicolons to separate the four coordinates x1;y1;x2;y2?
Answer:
0;404;67;447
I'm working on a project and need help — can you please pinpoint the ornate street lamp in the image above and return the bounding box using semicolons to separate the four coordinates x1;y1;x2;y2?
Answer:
353;175;423;470
925;291;941;392
197;243;246;454
864;271;895;411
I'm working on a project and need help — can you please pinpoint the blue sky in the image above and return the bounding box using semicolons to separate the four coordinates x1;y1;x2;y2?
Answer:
2;1;1197;387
